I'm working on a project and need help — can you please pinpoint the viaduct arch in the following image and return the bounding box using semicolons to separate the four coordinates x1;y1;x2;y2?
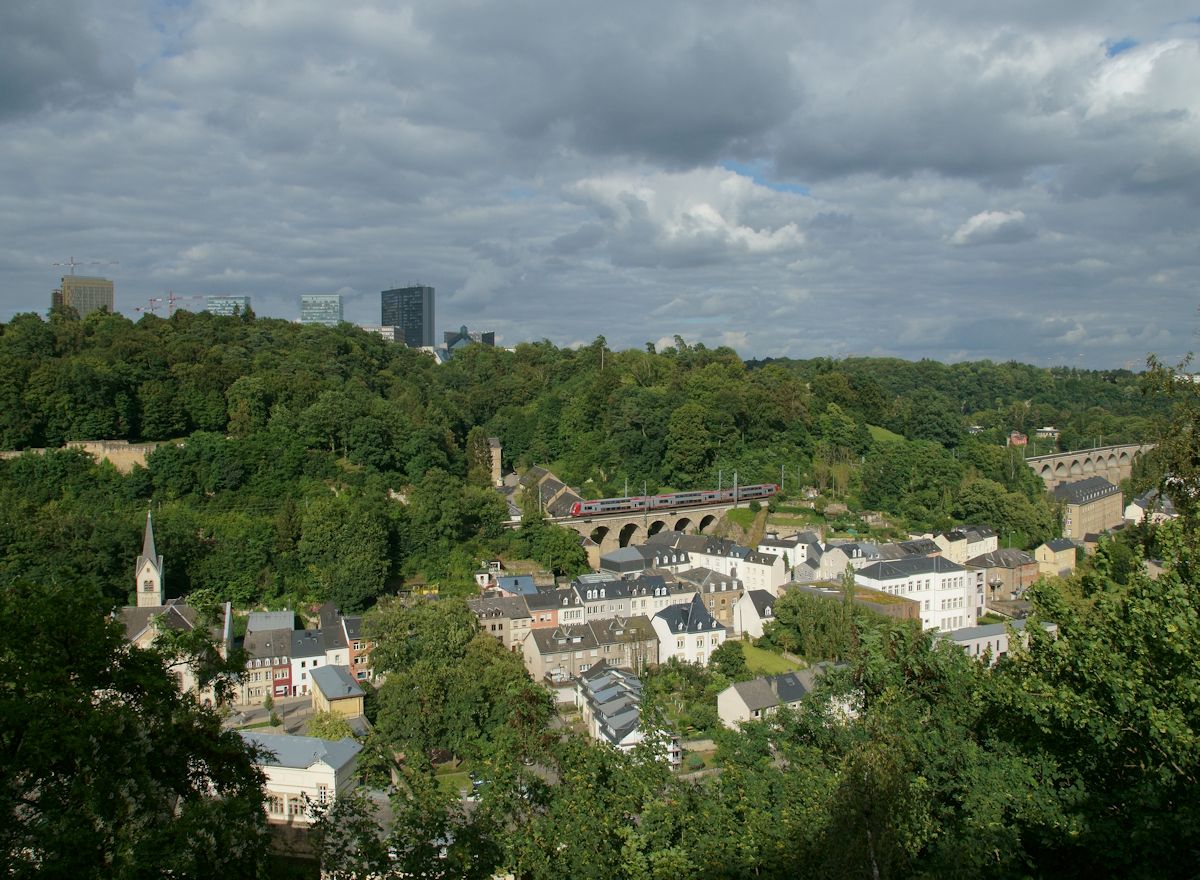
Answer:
1025;443;1154;491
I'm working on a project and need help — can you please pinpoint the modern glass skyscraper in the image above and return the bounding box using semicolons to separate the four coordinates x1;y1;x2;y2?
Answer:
300;294;343;326
206;295;251;316
380;285;435;348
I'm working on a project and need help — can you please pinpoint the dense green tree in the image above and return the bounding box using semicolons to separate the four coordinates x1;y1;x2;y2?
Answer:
0;580;268;877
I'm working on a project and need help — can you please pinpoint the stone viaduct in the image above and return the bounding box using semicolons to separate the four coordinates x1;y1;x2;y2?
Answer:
551;501;741;557
1025;443;1154;490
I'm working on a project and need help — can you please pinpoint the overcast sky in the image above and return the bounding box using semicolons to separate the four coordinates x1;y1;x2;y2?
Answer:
2;1;1197;367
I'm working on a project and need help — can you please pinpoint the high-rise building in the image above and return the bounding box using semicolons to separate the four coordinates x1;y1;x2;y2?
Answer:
206;295;251;317
381;285;435;348
53;275;114;317
300;294;343;326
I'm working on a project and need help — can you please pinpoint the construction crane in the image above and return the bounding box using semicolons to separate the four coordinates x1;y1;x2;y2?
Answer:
52;256;119;276
165;291;206;316
133;296;165;316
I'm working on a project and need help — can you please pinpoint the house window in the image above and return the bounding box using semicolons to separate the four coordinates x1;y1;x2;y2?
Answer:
317;784;330;805
676;638;684;649
267;795;284;814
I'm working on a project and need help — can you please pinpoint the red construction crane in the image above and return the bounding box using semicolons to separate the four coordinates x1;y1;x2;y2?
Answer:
166;291;206;316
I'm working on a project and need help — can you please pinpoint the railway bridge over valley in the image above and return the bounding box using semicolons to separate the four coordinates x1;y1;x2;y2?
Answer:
1026;443;1154;490
550;500;743;556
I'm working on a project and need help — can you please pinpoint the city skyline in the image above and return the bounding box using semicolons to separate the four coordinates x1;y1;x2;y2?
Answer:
1;1;1197;368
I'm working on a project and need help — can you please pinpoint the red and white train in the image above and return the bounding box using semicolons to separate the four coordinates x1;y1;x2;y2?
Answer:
569;483;779;517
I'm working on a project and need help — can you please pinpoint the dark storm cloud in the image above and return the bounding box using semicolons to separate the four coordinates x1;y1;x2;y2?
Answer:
0;0;133;120
0;0;1197;368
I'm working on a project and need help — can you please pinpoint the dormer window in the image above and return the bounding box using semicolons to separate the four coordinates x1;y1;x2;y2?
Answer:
142;579;154;591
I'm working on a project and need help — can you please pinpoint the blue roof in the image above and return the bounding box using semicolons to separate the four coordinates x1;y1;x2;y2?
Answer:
310;665;364;700
496;575;538;595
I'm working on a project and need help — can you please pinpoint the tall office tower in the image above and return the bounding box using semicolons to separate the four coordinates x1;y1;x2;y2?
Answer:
206;295;251;317
380;285;435;348
300;294;343;326
54;275;114;317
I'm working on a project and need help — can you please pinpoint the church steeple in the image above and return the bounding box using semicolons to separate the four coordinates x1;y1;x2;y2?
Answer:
135;510;164;608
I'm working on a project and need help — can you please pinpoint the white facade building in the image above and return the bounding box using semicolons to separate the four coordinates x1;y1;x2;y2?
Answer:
651;595;728;666
855;556;977;632
240;732;361;825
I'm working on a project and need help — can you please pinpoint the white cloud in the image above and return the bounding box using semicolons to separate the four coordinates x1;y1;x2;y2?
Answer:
949;210;1036;246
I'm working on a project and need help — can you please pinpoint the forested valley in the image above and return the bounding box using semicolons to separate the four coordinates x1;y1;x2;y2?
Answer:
0;309;1167;613
3;309;1198;879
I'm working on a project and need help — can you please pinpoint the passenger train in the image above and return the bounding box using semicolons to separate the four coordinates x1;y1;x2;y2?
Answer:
569;483;779;517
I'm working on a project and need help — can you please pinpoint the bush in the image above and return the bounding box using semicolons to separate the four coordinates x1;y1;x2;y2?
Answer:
685;754;705;771
749;499;762;513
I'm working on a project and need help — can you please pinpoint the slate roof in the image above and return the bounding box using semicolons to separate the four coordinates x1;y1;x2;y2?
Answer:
1053;477;1120;505
966;549;1036;569
310;665;365;701
676;567;743;593
574;578;630;601
898;538;942;556
243;627;294;662
525;588;583;612
529;624;597;654
744;589;776;619
943;619;1029;643
317;603;348;650
134;511;162;579
592;615;655;645
744;550;780;566
247;610;295;633
857;556;968;580
468;595;531;620
1043;538;1076;552
728;670;821;712
342;616;364;641
654;594;725;634
291;629;326;659
240;731;362;772
1133;488;1177;516
119;598;202;642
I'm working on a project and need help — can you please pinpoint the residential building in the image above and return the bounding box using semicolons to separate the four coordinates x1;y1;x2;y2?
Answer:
717;669;824;729
381;285;435;347
732;589;777;638
575;662;680;768
940;619;1059;665
342;616;374;682
290;630;326;697
205;295;251;316
54;275;113;316
625;574;697;618
854;556;977;631
962;525;999;559
1035;538;1077;577
651;533;785;591
1008;431;1028;447
239;627;293;704
676;567;743;628
522;616;658;683
966;548;1040;604
526;588;586;629
1035;427;1061;441
651;595;728;666
495;574;539;598
240;732;361;826
317;603;350;668
1124;488;1178;525
310;665;365;718
600;544;691;576
299;294;342;326
1053;477;1123;540
468;594;533;650
247;610;296;634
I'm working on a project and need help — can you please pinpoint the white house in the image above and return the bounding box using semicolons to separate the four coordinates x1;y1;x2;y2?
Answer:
940;619;1059;665
1124;488;1178;525
732;589;777;639
290;629;326;697
651;595;728;666
854;556;977;632
717;670;822;729
240;731;362;826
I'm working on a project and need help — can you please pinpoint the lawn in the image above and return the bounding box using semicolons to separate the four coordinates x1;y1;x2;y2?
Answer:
724;508;757;529
742;643;803;675
868;424;905;443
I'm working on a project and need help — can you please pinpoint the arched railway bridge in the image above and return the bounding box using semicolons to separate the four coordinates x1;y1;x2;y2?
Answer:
549;500;744;556
1025;443;1154;490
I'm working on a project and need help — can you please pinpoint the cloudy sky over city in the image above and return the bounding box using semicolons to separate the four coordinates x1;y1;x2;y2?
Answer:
2;0;1197;366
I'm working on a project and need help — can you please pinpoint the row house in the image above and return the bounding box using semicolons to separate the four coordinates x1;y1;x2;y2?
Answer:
1035;538;1077;577
599;543;692;576
574;662;681;768
291;629;327;697
342;617;374;683
467;594;533;651
651;595;728;666
574;575;633;620
526;587;586;629
522;615;658;683
239;627;293;704
655;534;786;593
625;575;698;617
757;531;822;571
676;567;744;628
855;556;977;632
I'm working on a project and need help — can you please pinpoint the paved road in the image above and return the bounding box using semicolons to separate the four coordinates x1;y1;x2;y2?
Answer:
224;694;315;735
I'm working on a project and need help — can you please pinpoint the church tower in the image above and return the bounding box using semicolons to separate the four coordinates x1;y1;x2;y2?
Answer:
134;510;164;608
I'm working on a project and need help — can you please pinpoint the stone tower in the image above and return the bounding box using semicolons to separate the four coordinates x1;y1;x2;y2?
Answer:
134;510;164;608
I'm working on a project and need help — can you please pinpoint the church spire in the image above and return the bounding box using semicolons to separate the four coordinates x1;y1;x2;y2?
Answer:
135;509;164;608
